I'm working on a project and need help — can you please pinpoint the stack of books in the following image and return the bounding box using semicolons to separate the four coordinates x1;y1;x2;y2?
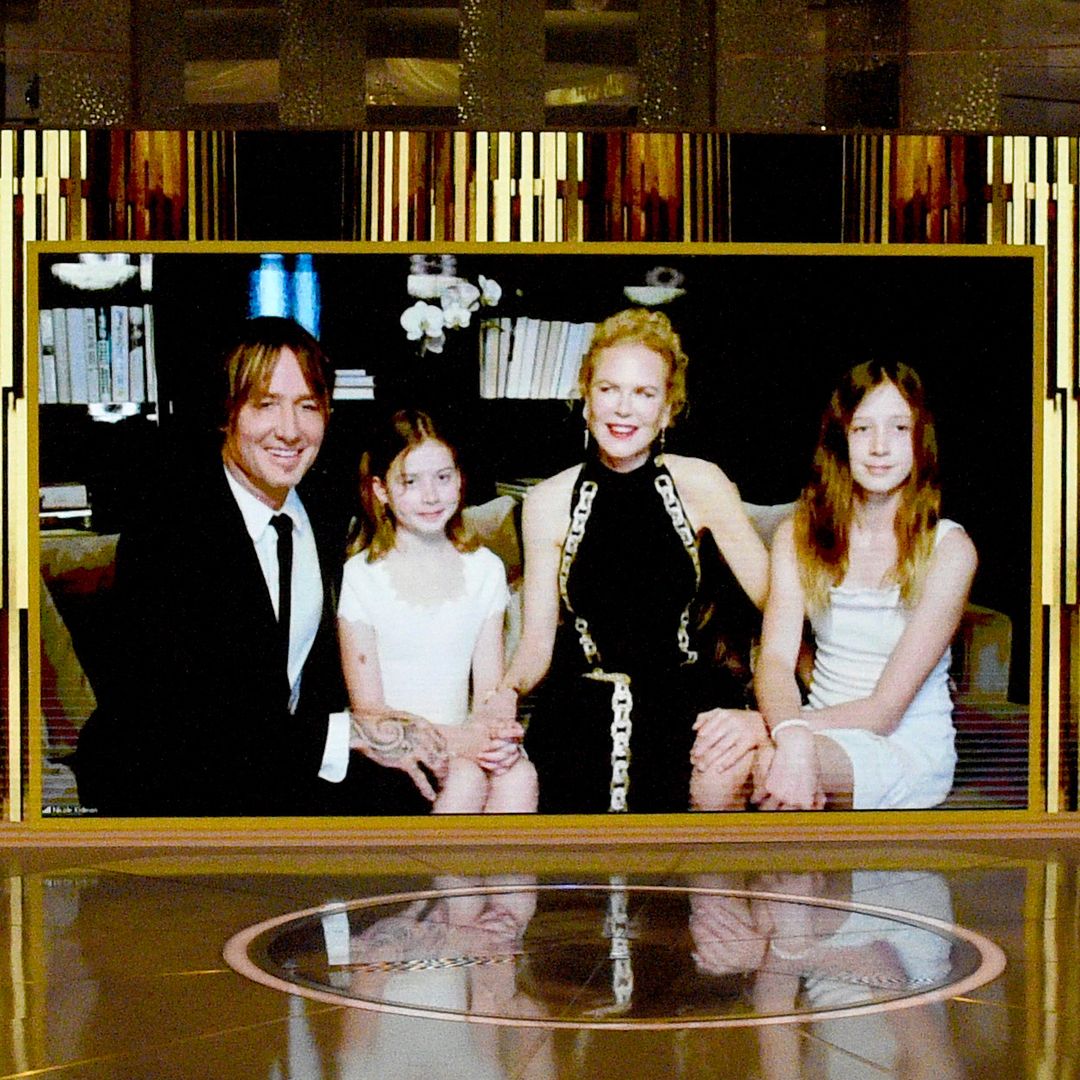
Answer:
40;482;92;531
333;369;375;401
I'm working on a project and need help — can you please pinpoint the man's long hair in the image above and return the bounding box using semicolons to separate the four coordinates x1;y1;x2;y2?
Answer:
219;316;332;433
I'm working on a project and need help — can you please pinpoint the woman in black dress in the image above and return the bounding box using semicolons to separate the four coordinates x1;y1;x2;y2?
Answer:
489;309;769;812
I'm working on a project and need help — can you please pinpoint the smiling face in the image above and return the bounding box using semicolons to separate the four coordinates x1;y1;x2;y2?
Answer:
585;340;672;473
373;438;462;539
846;379;915;498
221;347;327;509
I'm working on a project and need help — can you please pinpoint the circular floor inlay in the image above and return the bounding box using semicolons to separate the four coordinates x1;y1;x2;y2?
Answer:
224;882;1006;1030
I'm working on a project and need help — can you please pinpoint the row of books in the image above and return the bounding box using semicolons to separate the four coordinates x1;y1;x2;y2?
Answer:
38;305;158;406
480;317;596;399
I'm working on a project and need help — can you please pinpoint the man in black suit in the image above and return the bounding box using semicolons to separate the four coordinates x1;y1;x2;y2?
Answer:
76;317;442;816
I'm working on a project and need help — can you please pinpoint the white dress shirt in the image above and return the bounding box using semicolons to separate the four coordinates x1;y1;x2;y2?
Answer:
223;466;350;782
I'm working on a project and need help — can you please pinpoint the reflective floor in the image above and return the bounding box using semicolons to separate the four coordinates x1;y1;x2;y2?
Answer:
2;835;1077;1078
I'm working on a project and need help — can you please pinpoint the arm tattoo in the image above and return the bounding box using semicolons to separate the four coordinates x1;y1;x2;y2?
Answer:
352;712;416;761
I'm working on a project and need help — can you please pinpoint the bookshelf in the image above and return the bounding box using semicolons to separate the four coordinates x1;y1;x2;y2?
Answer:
36;254;160;536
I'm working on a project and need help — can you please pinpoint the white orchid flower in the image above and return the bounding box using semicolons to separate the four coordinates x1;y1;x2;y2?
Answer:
400;301;444;341
478;275;502;306
441;281;481;329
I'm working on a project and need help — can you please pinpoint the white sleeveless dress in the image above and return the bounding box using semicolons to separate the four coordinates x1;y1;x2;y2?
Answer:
807;520;962;809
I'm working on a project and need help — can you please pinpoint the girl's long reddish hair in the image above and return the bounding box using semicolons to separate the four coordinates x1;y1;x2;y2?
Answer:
795;360;940;610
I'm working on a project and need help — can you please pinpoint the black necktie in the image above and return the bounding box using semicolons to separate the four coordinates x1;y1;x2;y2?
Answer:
270;513;293;672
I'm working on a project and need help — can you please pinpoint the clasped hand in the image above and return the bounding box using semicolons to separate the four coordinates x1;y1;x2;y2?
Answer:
691;707;767;774
751;727;826;811
463;689;526;775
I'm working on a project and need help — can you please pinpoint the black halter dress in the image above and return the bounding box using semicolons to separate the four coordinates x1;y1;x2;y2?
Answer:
524;449;750;813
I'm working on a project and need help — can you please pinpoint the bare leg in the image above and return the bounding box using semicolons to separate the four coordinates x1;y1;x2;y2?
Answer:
484;756;538;813
814;734;855;810
433;757;489;814
695;733;855;811
690;747;762;811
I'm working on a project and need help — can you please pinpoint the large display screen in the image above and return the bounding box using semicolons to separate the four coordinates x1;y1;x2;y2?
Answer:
27;242;1041;826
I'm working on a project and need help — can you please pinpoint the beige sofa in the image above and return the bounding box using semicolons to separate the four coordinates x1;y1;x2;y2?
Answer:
39;498;1025;810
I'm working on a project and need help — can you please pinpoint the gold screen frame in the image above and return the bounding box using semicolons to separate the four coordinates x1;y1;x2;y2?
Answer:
19;239;1046;838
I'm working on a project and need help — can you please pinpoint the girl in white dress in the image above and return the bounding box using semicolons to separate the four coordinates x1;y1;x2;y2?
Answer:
693;360;977;810
337;409;537;814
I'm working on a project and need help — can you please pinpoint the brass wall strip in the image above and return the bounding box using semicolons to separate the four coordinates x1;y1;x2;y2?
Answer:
365;132;377;243
398;131;409;242
1062;140;1080;610
66;132;83;241
1039;859;1061;1072
380;132;391;242
186;133;197;242
1034;136;1050;248
474;132;488;243
1047;603;1062;813
1067;393;1078;608
210;132;221;241
1;132;15;390
1;131;14;821
43;133;60;242
1012;137;1028;245
566;134;581;244
454;132;468;243
8;878;27;1070
494;132;511;243
540;131;551;240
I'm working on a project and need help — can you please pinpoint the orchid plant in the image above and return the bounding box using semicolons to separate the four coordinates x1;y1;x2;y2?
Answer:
400;256;501;356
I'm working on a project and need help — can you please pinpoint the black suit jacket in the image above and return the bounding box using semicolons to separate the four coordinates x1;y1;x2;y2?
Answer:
76;458;425;816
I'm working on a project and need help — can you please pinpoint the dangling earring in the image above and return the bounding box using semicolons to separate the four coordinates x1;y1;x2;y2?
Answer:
659;428;667;453
583;426;590;451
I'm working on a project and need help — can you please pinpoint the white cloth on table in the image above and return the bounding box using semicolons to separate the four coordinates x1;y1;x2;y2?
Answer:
338;546;509;727
808;520;963;810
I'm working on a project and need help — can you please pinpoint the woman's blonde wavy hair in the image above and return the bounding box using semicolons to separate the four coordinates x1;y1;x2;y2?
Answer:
795;360;941;612
577;307;689;424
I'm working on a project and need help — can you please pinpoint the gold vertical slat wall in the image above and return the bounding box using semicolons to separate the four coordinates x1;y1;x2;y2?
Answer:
1;131;83;821
346;131;743;244
988;136;1079;811
350;131;585;244
3;131;1078;818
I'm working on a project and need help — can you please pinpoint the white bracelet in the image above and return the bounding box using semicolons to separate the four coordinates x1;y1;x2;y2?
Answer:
770;718;812;738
